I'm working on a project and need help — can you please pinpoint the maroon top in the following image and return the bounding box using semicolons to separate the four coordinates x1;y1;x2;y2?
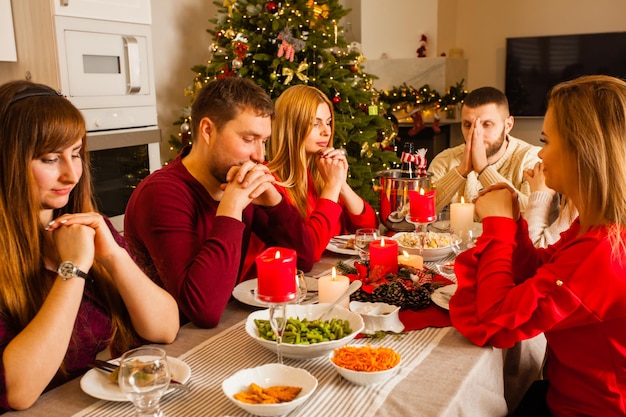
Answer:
0;219;126;412
124;147;314;328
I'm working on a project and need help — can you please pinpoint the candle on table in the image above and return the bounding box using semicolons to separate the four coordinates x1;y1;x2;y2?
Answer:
318;267;350;309
369;237;399;276
398;250;423;270
255;247;297;303
450;196;475;236
409;188;437;223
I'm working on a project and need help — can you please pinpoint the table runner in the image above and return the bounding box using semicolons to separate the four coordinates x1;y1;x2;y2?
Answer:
73;319;451;417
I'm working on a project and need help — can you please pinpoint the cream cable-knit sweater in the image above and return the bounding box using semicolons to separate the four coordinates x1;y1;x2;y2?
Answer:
428;135;541;213
524;190;578;248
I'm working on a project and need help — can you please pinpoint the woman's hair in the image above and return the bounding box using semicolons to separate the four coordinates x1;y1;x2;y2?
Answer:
266;85;335;219
190;77;275;140
547;75;626;255
0;80;137;357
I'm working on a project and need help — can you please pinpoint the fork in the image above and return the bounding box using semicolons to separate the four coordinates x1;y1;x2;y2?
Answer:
88;359;190;391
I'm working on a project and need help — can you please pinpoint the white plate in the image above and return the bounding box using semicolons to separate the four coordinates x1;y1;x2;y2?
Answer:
325;234;358;255
80;356;191;402
431;284;458;310
232;277;319;308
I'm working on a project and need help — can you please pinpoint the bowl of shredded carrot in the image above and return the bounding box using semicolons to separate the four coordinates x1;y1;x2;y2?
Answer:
329;345;402;386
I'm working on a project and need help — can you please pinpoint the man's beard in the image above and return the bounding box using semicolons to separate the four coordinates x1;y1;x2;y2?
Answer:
485;128;507;158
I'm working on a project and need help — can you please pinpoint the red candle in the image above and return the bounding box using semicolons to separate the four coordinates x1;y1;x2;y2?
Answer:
255;247;297;303
369;237;399;276
409;188;437;223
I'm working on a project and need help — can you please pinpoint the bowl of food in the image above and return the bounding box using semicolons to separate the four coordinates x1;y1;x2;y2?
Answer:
245;303;364;360
392;231;455;261
222;363;317;416
329;345;402;386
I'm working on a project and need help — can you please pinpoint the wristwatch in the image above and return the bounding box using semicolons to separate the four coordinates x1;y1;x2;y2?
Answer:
57;261;90;280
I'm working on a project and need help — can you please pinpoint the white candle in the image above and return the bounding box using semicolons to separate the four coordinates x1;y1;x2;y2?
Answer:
318;267;350;309
450;197;475;236
398;250;423;270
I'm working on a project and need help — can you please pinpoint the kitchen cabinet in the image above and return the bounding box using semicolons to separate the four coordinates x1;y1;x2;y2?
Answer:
0;0;152;86
0;0;17;62
54;0;151;24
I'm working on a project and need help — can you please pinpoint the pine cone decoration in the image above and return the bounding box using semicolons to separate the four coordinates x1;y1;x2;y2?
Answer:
404;283;434;310
373;281;406;307
344;263;439;310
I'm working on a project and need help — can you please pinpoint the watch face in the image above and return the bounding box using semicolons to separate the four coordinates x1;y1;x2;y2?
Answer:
58;261;77;279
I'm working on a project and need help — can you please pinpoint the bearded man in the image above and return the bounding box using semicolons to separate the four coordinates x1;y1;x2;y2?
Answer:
428;86;541;213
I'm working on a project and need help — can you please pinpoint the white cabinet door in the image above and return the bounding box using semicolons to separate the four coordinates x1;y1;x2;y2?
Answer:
53;0;151;24
0;0;17;61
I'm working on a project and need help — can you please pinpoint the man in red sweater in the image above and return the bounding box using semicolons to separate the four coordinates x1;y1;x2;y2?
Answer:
124;78;314;328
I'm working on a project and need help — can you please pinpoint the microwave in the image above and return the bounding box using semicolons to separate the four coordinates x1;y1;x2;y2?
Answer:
55;15;157;131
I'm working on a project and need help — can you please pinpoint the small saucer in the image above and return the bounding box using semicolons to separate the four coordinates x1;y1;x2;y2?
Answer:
349;301;405;334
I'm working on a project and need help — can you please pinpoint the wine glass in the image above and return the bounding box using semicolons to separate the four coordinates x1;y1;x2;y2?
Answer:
450;228;476;256
118;346;170;417
267;303;288;364
295;270;308;304
355;228;379;261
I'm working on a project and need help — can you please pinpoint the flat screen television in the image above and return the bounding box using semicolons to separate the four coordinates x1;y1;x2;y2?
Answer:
505;32;626;117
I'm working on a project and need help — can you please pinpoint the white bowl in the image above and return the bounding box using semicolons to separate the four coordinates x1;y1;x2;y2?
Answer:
392;231;454;261
222;364;317;417
245;304;364;360
349;301;405;334
329;345;402;386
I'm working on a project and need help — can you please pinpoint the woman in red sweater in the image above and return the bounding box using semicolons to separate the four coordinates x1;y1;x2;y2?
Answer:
450;75;626;416
267;85;378;261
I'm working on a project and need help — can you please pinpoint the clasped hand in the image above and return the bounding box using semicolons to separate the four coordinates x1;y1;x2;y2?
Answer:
45;212;120;271
474;183;521;221
222;161;281;209
316;147;348;184
458;118;489;177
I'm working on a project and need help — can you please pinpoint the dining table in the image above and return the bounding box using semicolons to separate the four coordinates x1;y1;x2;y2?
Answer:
5;248;547;417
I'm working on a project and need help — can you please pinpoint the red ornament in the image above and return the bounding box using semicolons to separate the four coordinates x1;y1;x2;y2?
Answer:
333;96;341;104
350;64;358;73
265;1;277;13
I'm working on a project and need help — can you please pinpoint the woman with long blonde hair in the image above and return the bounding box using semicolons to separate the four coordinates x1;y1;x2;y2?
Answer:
450;75;626;416
267;85;378;261
0;80;179;411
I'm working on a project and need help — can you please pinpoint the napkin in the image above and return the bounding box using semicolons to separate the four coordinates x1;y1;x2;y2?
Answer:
397;272;453;331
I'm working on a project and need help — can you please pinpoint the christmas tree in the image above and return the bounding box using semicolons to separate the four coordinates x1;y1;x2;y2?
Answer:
169;0;399;209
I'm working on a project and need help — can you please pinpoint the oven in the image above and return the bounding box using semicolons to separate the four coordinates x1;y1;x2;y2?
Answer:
88;129;161;233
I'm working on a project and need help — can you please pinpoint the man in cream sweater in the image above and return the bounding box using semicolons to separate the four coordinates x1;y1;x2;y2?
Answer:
428;86;541;214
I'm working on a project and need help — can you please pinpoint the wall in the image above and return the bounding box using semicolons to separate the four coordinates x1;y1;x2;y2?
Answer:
150;0;217;161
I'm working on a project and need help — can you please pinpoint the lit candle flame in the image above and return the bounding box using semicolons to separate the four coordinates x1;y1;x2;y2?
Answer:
419;187;425;195
461;196;465;204
402;250;409;257
331;266;337;280
380;237;386;247
274;250;281;259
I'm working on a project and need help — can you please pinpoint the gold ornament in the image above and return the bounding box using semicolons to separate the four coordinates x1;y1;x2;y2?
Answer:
223;0;237;17
307;0;330;27
223;28;236;39
282;62;309;84
360;141;369;157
